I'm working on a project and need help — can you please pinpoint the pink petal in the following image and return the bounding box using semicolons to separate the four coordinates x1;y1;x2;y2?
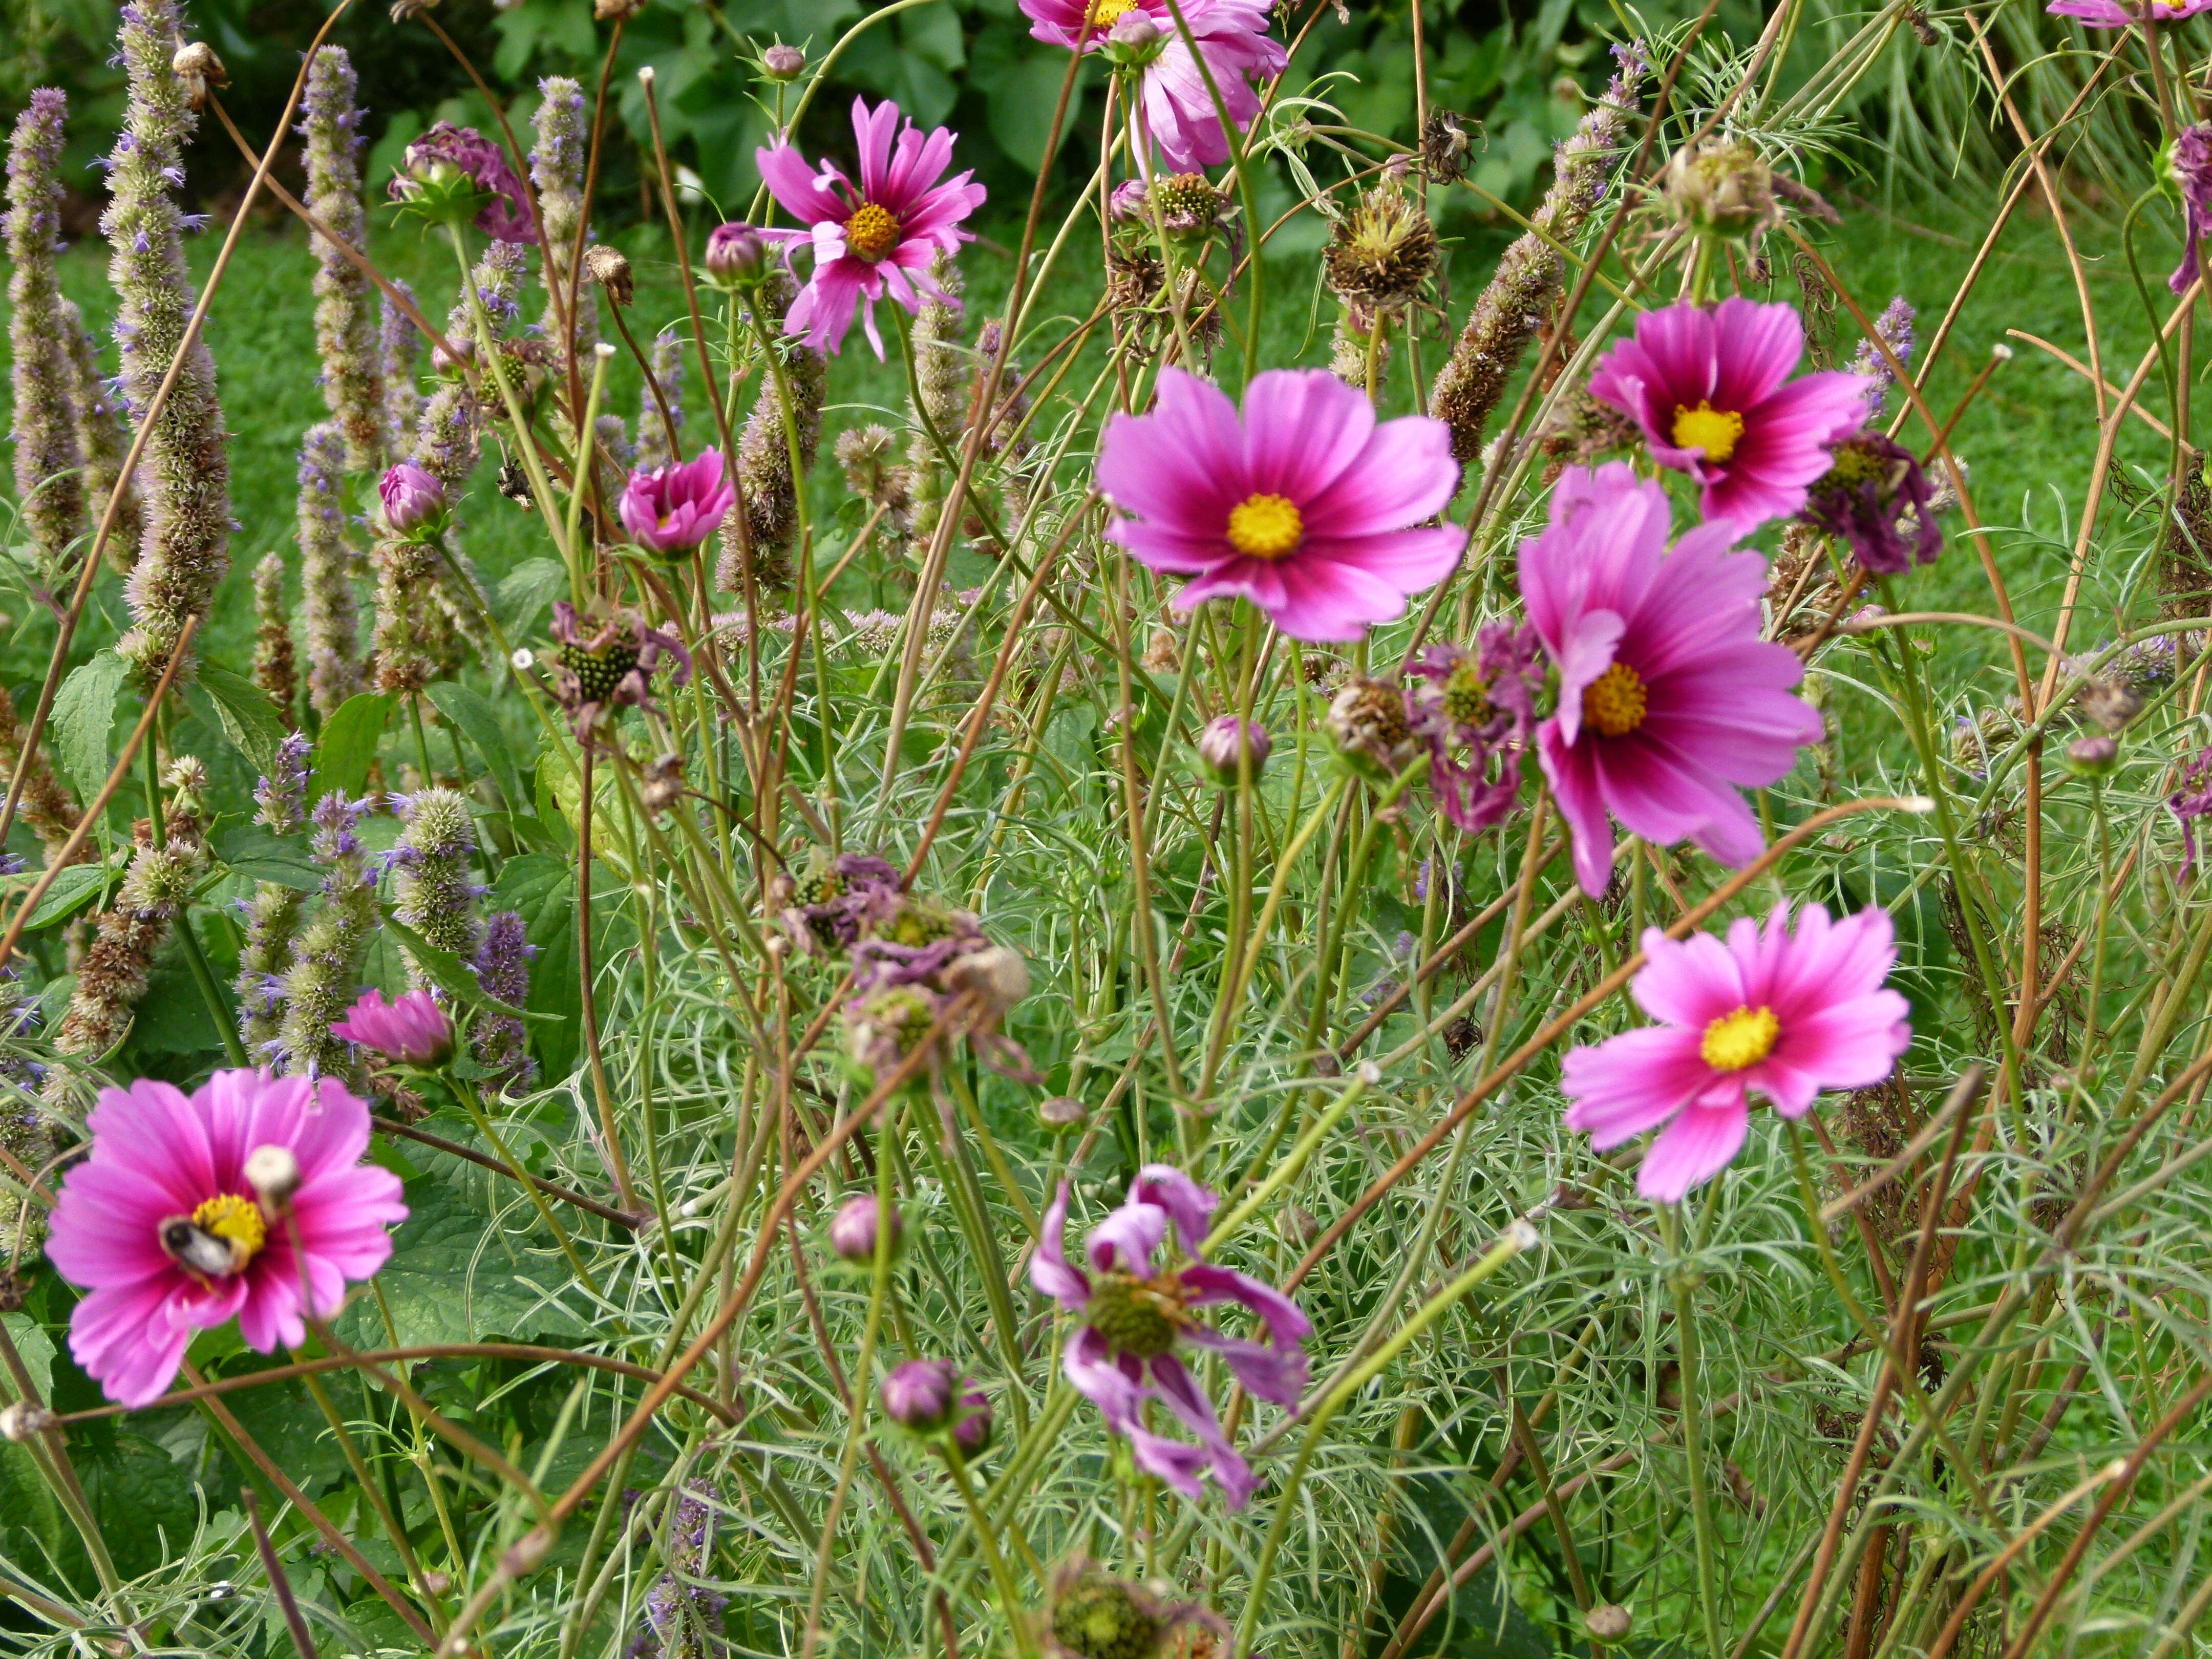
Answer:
1561;1026;1714;1144
1637;1099;1750;1202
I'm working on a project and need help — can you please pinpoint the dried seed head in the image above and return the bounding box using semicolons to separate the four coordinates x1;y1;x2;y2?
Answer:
583;244;632;308
1324;183;1438;310
1664;140;1779;241
1419;109;1473;183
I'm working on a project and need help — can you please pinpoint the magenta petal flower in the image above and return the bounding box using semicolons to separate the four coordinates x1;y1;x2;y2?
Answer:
1520;463;1825;896
46;1070;409;1407
753;97;987;358
2051;0;2212;24
379;462;445;537
1019;0;1285;171
620;449;737;556
2169;125;2212;294
1587;297;1867;533
331;988;455;1068
1561;903;1912;1202
1098;366;1463;642
392;121;536;244
1030;1164;1309;1509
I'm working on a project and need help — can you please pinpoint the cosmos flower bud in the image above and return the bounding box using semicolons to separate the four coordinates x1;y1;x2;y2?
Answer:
2064;734;2118;778
828;1194;902;1264
1039;1095;1088;1128
1197;715;1271;785
951;1382;993;1456
243;1144;302;1207
762;44;805;80
1663;140;1780;241
881;1358;959;1432
379;462;447;538
1326;678;1419;783
1105;10;1163;57
705;222;768;287
1584;1605;1633;1646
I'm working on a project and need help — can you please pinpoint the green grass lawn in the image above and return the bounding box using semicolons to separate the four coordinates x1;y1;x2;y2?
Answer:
0;182;2180;719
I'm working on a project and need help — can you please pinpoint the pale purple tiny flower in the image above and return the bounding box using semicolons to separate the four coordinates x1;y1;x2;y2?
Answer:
330;988;455;1068
378;462;446;537
620;449;737;556
1562;904;1911;1202
1030;1165;1310;1509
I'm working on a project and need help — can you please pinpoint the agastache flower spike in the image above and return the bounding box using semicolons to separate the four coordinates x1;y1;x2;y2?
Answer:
724;269;826;590
389;789;484;974
634;327;686;472
1031;1165;1310;1508
252;553;300;729
274;793;379;1079
472;911;537;1090
105;0;233;686
63;299;145;574
235;882;303;1059
301;48;385;473
381;281;424;452
8;88;89;568
530;77;599;370
299;422;366;717
255;732;312;835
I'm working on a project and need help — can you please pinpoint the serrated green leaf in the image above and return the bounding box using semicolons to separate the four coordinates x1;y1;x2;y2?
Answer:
313;692;395;804
212;825;323;891
335;1178;585;1348
51;652;126;800
494;558;568;642
193;660;290;779
7;861;111;930
427;680;525;813
493;852;576;1080
381;912;546;1020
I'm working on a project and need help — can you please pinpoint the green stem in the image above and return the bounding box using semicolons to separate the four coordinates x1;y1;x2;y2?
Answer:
945;1438;1039;1659
1665;1208;1727;1659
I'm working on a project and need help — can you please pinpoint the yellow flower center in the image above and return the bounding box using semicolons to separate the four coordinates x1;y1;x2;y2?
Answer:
193;1193;268;1268
1090;0;1140;23
844;202;902;263
1581;662;1648;737
1700;1005;1780;1073
1671;400;1746;462
1226;493;1304;559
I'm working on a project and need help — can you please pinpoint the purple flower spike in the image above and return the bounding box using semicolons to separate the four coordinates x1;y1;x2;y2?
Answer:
620;449;737;557
330;988;454;1068
1030;1165;1310;1509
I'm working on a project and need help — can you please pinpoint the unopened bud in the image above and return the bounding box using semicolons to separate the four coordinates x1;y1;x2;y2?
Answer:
1197;715;1271;785
2064;734;2118;778
1584;1605;1632;1645
1039;1095;1088;1128
881;1359;959;1432
2077;677;2142;732
244;1144;301;1206
501;1528;551;1576
951;1382;993;1457
828;1194;902;1264
1105;11;1162;55
705;222;767;287
379;462;448;538
762;44;805;80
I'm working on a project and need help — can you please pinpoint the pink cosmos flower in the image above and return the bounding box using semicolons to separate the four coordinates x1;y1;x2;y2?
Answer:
619;449;737;557
1520;463;1824;896
2049;0;2212;24
1097;366;1462;642
2170;124;2212;294
1018;0;1285;173
331;988;455;1068
378;463;446;537
46;1070;408;1408
1561;903;1912;1202
1587;297;1866;533
754;97;987;357
1031;1166;1310;1508
391;122;535;245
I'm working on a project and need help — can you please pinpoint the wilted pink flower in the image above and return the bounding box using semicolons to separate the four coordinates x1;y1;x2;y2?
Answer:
2050;0;2212;23
1031;1165;1309;1508
1521;464;1824;895
2169;748;2212;877
378;462;445;537
1097;366;1462;642
620;449;737;556
754;97;986;357
330;988;454;1067
1588;297;1866;533
1407;621;1545;834
1801;432;1941;575
391;121;535;244
545;601;693;738
1020;0;1285;172
1562;904;1911;1202
2167;124;2212;294
46;1070;408;1407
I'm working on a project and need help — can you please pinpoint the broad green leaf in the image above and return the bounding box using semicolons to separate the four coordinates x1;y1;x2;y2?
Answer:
193;661;290;779
494;558;568;642
381;913;547;1021
3;1313;54;1400
73;1432;200;1579
51;652;127;800
427;680;525;813
337;1178;585;1348
494;852;577;1081
313;692;395;804
985;51;1075;172
8;861;111;930
212;825;322;891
